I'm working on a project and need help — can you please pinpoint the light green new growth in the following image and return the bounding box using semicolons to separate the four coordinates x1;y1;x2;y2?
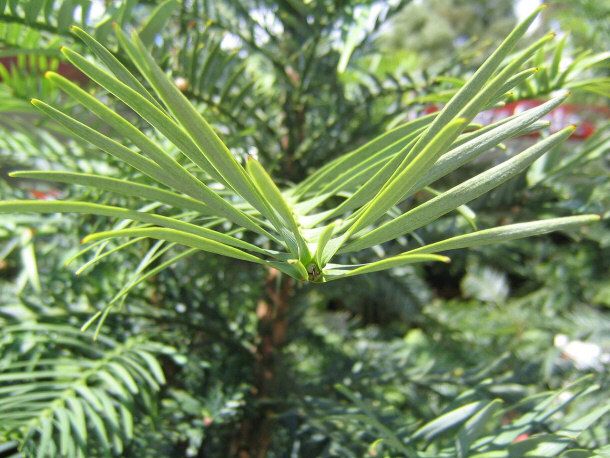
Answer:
0;6;600;289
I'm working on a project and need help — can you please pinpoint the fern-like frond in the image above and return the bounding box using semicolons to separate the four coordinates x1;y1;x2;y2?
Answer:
0;321;167;457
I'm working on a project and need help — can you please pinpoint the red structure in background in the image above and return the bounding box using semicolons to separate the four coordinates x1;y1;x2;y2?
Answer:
425;99;609;140
0;55;89;85
476;100;608;139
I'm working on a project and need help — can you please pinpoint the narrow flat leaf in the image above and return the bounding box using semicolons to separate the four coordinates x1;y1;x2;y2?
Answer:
315;223;336;268
109;248;197;305
134;350;165;384
247;157;309;259
410;93;568;192
527;403;610;456
560;451;595;458
346;118;468;237
425;186;478;230
413;401;487;442
57;0;76;32
23;0;43;24
74;384;103;411
335;384;418;456
296;113;436;198
118;402;134;440
20;228;41;293
95;372;130;400
343;126;576;252
106;362;138;394
119;29;272;220
138;0;177;47
37;415;53;458
59;46;228;187
0;200;269;256
493;67;539;99
66;396;87;446
457;399;503;458
406;215;600;256
71;26;162;108
31;100;270;237
458;32;554;123
115;355;159;391
10;171;212;215
44;71;227;190
403;5;547;182
325;254;449;280
93;389;122;454
314;134;421;225
81;401;110;453
54;408;72;457
316;125;426;202
83;227;266;265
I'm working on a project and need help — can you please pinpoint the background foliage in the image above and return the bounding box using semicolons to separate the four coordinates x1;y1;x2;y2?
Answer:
0;0;608;456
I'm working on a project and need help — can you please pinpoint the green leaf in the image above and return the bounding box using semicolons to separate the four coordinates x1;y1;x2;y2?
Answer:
66;396;87;446
54;408;72;457
343;125;576;252
108;248;197;306
405;5;547;177
295;113;436;198
118;402;134;440
246;157;309;260
457;399;503;458
19;228;41;293
106;363;138;394
458;32;554;124
30;98;270;238
23;0;43;24
57;0;76;33
560;451;595;458
413;401;487;442
424;186;478;230
346;118;468;237
58;46;227;188
70;26;162;109
493;67;539;99
93;389;122;453
37;415;53;458
116;28;272;220
311;125;427;217
410;93;568;192
518;402;610;457
406;215;601;256
74;384;103;411
325;254;449;280
134;351;166;385
196;36;223;93
81;401;110;454
482;376;598;449
315;223;336;268
0;200;271;256
82;227;267;265
115;355;159;391
10;171;212;215
549;36;567;84
335;384;419;456
43;71;215;190
311;134;421;225
138;0;178;48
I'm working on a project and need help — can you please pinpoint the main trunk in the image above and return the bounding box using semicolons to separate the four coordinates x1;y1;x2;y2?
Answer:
231;267;293;457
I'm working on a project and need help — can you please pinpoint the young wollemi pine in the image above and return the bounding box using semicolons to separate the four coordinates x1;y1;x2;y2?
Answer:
0;6;600;289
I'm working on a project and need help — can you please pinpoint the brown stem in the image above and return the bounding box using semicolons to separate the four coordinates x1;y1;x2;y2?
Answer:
231;267;293;458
